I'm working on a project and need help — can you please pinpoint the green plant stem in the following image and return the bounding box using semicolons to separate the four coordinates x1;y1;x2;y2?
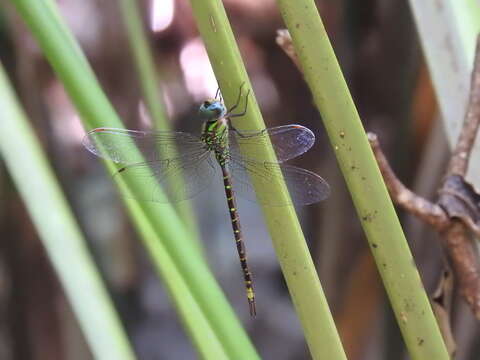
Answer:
117;0;202;253
10;0;258;358
188;0;347;359
117;0;168;130
0;62;136;360
276;1;450;359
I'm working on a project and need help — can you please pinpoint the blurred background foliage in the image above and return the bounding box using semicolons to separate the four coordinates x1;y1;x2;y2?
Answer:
0;0;478;359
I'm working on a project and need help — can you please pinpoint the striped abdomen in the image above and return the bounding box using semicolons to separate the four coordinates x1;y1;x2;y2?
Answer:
221;165;256;317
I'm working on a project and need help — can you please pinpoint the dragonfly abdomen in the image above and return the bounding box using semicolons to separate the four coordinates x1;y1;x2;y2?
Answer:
221;165;256;317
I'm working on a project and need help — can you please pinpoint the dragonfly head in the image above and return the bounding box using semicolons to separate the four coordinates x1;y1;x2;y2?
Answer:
198;99;227;121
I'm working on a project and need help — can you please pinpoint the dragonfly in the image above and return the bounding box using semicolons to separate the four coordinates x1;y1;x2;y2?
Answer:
82;85;330;317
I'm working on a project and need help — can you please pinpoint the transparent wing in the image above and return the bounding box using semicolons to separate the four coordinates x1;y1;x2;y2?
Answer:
229;125;315;163
83;127;205;164
228;157;330;206
114;151;217;203
83;127;216;203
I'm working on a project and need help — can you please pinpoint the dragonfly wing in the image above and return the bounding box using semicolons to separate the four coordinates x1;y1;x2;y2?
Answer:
228;157;330;206
83;127;205;164
229;125;315;163
113;151;217;203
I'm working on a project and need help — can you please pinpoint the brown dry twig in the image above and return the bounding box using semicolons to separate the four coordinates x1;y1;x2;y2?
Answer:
367;133;449;230
447;36;480;176
276;29;301;70
367;34;480;322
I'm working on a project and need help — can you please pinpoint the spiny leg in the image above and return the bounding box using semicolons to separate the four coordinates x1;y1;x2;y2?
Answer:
228;88;250;119
221;165;256;317
227;82;246;114
227;88;251;140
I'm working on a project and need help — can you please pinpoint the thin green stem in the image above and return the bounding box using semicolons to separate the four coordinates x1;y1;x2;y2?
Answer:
188;0;347;359
118;0;168;131
0;62;136;360
276;0;450;359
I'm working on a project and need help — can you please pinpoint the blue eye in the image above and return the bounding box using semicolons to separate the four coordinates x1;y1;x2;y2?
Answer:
198;100;227;120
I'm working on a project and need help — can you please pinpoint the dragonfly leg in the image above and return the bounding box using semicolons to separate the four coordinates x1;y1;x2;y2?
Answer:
227;89;250;118
229;123;267;139
215;86;222;101
227;82;246;113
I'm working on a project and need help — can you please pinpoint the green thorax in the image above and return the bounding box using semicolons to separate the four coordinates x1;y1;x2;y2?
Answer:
199;99;230;166
201;120;229;165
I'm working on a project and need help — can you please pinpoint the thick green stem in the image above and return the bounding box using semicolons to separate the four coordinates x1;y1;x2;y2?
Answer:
276;0;450;359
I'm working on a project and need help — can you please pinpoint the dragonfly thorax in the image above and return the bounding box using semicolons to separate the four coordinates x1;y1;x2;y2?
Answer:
201;117;230;166
198;99;227;121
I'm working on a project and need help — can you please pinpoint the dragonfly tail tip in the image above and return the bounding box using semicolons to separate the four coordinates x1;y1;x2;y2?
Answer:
249;300;257;318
